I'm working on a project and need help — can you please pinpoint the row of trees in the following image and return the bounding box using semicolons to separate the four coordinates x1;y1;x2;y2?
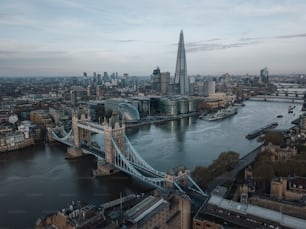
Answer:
192;151;240;189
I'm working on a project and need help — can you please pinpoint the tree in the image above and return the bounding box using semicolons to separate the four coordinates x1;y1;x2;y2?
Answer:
191;151;240;189
191;166;211;188
209;151;240;174
263;131;284;145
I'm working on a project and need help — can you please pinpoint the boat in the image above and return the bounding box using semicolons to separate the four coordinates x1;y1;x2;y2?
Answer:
276;115;283;118
246;122;278;140
204;107;237;121
233;102;245;107
288;105;296;113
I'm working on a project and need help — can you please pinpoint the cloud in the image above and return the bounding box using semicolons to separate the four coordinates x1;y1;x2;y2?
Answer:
0;40;70;60
193;32;306;54
239;33;306;42
275;33;306;39
205;38;222;42
0;50;18;55
232;2;304;16
114;40;137;43
186;41;261;52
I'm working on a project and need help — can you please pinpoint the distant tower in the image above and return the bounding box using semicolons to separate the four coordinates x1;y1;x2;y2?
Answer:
96;85;102;99
87;85;91;97
174;30;189;95
152;67;161;92
160;72;170;94
260;67;269;83
71;90;77;108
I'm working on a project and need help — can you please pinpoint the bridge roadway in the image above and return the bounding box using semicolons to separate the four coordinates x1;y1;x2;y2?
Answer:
81;144;105;159
77;120;105;134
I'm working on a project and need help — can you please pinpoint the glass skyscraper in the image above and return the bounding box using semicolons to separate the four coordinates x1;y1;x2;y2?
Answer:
174;30;189;95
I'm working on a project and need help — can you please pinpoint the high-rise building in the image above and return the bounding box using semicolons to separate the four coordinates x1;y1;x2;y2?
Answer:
206;80;215;96
160;72;170;94
71;90;77;107
97;74;102;85
260;67;269;83
87;85;91;97
174;30;189;95
96;85;102;99
152;67;161;92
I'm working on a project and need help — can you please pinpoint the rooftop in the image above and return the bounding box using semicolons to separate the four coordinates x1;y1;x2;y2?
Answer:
125;195;167;223
208;195;306;229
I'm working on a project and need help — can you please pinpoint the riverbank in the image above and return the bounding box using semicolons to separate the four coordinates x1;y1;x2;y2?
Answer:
0;137;35;153
125;112;199;128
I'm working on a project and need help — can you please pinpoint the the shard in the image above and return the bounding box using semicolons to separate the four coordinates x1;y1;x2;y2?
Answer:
174;30;189;95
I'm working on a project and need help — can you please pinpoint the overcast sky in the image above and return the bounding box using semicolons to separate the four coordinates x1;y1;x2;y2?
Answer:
1;0;306;77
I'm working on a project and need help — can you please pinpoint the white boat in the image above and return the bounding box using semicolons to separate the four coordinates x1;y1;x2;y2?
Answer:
204;107;237;121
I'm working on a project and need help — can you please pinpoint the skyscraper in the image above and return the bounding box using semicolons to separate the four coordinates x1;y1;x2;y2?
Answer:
152;67;161;92
174;30;189;95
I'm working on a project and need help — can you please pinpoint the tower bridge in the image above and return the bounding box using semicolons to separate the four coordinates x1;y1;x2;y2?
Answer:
51;110;207;199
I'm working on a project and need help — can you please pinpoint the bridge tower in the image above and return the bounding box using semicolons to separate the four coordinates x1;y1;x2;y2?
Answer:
66;110;84;158
104;113;126;164
95;113;125;176
68;110;91;158
72;110;80;148
78;112;92;145
165;166;190;189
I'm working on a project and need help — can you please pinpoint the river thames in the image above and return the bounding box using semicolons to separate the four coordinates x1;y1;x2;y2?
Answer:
0;101;302;228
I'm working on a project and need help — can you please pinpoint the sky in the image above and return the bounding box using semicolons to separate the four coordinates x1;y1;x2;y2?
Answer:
1;0;306;77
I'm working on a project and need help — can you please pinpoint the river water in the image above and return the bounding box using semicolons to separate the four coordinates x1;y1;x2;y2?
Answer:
0;101;302;228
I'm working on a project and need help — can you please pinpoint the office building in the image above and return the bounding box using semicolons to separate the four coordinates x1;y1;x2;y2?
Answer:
160;72;170;94
152;67;161;92
104;98;140;122
96;85;102;99
206;81;215;96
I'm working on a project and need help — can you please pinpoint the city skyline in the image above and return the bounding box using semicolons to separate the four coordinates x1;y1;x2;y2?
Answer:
1;0;306;77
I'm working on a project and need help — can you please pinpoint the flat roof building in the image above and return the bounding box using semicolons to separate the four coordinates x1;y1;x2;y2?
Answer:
193;195;306;229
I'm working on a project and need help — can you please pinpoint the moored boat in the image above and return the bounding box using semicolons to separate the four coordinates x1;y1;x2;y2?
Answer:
246;122;278;140
204;107;237;121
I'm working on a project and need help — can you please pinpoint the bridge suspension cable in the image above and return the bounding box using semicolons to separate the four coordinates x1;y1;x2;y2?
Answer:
51;129;74;146
112;138;165;189
124;136;165;177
